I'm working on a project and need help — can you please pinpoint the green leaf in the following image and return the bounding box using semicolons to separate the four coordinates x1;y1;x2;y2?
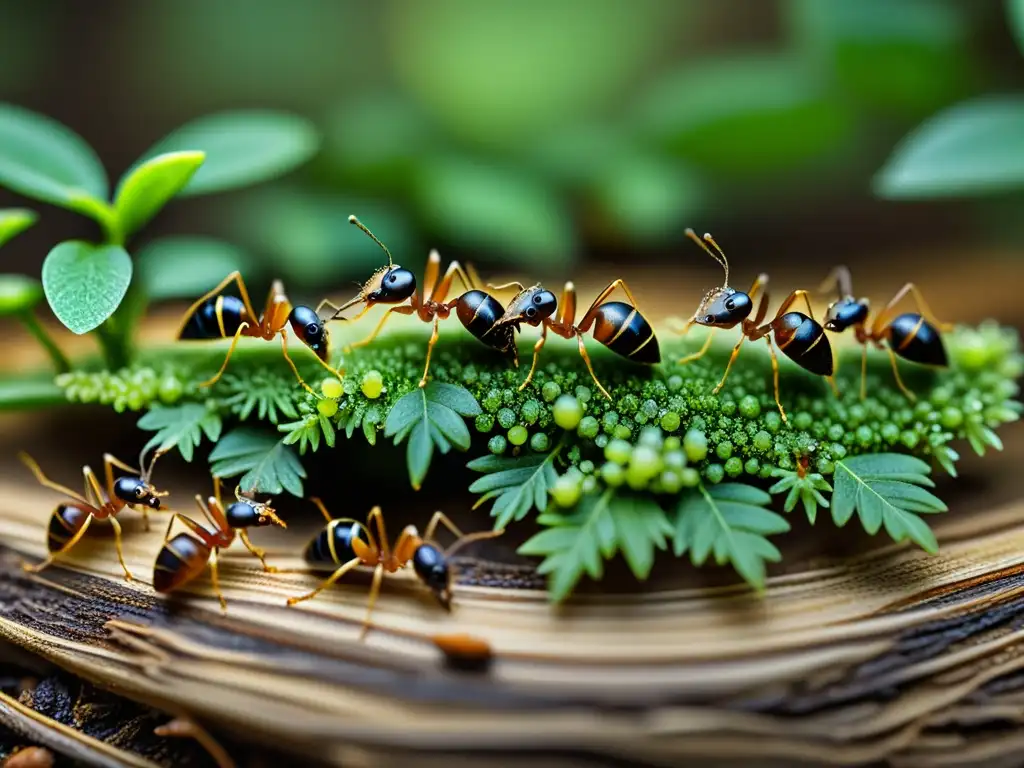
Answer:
875;97;1024;198
113;151;204;238
519;491;671;602
383;382;481;490
832;454;947;553
672;483;789;590
0;103;108;209
140;111;319;196
769;469;832;524
209;428;306;497
41;241;132;334
1009;0;1024;57
0;275;43;316
467;444;561;529
137;403;222;462
414;155;576;269
135;236;248;300
0;208;37;248
964;418;1004;457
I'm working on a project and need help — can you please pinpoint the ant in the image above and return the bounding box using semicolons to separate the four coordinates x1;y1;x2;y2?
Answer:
18;447;169;580
319;216;518;388
819;266;952;401
287;501;503;639
152;477;286;612
177;272;340;395
485;278;660;400
676;229;835;422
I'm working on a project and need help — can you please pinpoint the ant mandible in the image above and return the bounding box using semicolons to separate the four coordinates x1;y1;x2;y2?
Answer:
18;447;169;580
152;477;286;612
287;501;503;639
819;266;952;401
318;216;518;387
177;272;340;395
676;229;836;422
484;277;660;400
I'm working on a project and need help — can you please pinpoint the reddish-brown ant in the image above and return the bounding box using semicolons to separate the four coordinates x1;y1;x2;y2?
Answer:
177;272;341;394
676;229;836;422
287;501;503;639
152;477;286;612
18;448;169;580
819;266;952;401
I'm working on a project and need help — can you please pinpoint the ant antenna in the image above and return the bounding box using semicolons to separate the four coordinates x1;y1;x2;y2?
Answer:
349;215;393;268
444;528;506;558
685;228;729;287
139;445;168;483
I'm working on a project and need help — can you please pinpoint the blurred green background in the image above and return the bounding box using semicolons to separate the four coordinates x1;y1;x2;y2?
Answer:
2;0;1024;301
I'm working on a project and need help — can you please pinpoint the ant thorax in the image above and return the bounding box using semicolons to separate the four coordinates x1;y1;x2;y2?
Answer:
360;265;394;299
496;285;543;328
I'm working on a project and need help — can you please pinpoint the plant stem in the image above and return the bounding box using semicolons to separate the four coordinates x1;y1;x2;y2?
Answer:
93;318;130;370
18;310;70;373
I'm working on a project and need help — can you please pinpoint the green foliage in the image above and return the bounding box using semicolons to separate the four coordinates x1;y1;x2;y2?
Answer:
769;468;832;523
673;484;789;589
135;237;248;300
0;275;42;316
0;208;36;248
468;445;562;529
279;413;336;454
1009;0;1024;57
113;151;205;238
519;490;672;602
383;382;482;490
208;428;306;496
832;454;947;553
218;370;298;424
138;403;222;462
41;242;132;334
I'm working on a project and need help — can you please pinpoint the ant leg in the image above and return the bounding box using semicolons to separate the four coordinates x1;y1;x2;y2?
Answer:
365;506;391;563
446;528;505;558
673;317;696;337
886;346;917;402
239;530;277;573
286;556;362;606
82;467;106;510
827;376;840;398
108;516;134;581
859;344;868;401
102;453;140;496
308;497;334;524
577;335;612;401
423;250;441;301
818;266;853;297
315;298;342;316
679;329;714;364
278;330;318;396
23;514;94;574
873;282;953;336
748;274;771;326
422;511;466;543
154;717;235;768
558;282;577;327
165;510;213;544
174;271;259;339
765;337;787;422
208;548;227;613
417;315;441;389
486;280;526;294
712;336;747;395
519;324;548;391
575;279;645;333
358;563;386;641
345;304;415;352
198;321;250;389
17;453;92;506
431;259;475;304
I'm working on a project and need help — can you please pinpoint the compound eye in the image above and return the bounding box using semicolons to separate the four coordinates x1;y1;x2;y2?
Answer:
134;486;146;498
533;294;543;304
725;299;735;310
387;273;398;284
704;314;715;324
526;307;537;318
306;322;320;336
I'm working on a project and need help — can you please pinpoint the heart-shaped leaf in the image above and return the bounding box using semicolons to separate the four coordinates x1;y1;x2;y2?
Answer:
113;151;204;238
41;241;132;334
0;103;108;209
0;208;37;248
136;236;247;300
139;111;319;196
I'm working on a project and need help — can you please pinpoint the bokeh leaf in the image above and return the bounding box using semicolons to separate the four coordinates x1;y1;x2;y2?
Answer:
136;236;248;300
1009;0;1024;57
0;275;43;316
0;103;108;210
141;111;319;196
0;208;37;248
875;97;1024;198
114;151;204;238
41;241;132;334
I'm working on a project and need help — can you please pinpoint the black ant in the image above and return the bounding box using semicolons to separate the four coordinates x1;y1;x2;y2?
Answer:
18;448;169;580
318;216;518;388
485;278;660;400
152;477;286;612
177;272;340;395
819;266;951;401
676;229;835;422
287;501;503;639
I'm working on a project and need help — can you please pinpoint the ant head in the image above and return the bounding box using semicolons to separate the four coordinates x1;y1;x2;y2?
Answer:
288;305;329;361
229;487;286;529
824;297;869;332
113;475;164;510
370;266;416;304
693;287;752;328
412;542;451;610
495;285;558;328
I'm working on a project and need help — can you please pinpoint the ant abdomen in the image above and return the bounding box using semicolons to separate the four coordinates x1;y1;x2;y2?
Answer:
305;521;367;567
591;301;661;364
179;296;249;340
772;312;834;376
456;290;514;353
47;504;90;553
886;313;948;367
153;533;211;593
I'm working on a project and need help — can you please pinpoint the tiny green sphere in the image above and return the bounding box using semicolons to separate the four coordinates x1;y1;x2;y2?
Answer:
683;429;708;462
744;458;760;475
551;474;583;508
765;412;783;433
594;434;609;449
753;430;772;452
158;376;183;403
704;463;725;484
738;395;761;419
521;399;542;425
508;425;528;446
663;450;687;471
579;459;595;475
601;461;626;487
629;445;662;480
553;395;583;430
816;458;835;475
794;412;813;430
582;476;598;494
497;407;517;430
664;436;681;451
668;375;683;391
475;413;495;433
659;411;681;432
855;425;874;447
613;424;632;441
680;467;701;488
940;407;964;429
359;371;384;399
317;399;339;418
659;471;682;494
605;438;633;465
827;424;845;442
483;389;502;412
530;432;550;452
602;411;620;432
900;430;920;449
541;381;561;403
880;423;900;444
578;415;600;439
715;441;733;460
488;435;508;455
724;457;743;477
575;385;592;403
320;377;344;399
641;399;658;420
639;426;663;450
